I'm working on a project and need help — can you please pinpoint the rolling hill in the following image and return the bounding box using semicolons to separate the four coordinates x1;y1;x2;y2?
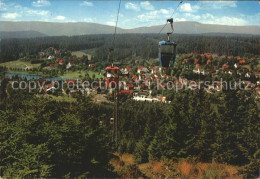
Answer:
0;21;259;38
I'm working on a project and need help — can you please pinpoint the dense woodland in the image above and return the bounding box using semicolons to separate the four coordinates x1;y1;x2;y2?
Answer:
0;81;259;177
0;33;259;63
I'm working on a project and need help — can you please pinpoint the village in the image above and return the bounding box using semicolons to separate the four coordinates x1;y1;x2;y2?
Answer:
1;47;260;103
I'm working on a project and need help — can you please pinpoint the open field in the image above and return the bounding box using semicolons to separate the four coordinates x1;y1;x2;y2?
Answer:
72;49;95;60
60;70;104;79
0;60;41;69
80;48;96;55
71;51;88;58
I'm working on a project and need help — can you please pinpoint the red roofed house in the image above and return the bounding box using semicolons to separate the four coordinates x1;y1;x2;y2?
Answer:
234;63;239;69
239;60;246;64
137;67;143;74
194;59;199;64
89;63;95;67
160;97;166;102
162;73;168;78
184;58;188;63
206;54;211;58
222;64;229;70
207;59;211;64
59;59;64;65
132;75;138;80
151;67;159;74
124;84;134;90
119;90;133;95
126;66;132;72
66;61;75;69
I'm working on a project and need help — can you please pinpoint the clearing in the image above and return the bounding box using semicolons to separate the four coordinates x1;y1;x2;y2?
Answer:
60;70;104;80
72;50;93;60
72;51;87;58
0;60;41;70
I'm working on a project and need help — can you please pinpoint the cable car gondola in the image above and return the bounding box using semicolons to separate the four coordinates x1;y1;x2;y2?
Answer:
158;18;177;68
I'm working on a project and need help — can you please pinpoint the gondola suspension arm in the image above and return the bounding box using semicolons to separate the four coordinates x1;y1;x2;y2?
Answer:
166;18;174;42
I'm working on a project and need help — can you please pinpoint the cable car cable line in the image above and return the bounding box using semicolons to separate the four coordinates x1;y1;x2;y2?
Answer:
105;0;183;146
157;1;183;36
157;1;183;68
104;0;123;146
109;0;122;64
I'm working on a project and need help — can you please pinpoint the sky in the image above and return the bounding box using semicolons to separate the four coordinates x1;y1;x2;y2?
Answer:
0;0;259;28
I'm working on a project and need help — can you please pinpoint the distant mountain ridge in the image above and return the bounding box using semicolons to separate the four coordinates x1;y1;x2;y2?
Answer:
0;21;259;38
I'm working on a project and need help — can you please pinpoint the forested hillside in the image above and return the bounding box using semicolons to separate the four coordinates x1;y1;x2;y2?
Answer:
0;88;115;178
0;33;259;63
0;82;259;178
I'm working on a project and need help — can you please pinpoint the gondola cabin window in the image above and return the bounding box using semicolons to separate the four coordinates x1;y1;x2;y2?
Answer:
159;41;177;67
160;44;174;54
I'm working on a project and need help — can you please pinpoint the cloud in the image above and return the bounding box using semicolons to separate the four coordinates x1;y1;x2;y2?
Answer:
199;13;247;26
183;13;201;20
137;9;172;23
177;12;247;26
106;21;116;26
55;16;66;20
2;13;20;19
201;13;214;20
140;1;154;11
138;11;158;22
26;10;49;16
180;3;192;12
125;2;140;11
212;16;246;26
179;3;200;12
80;1;93;7
32;0;50;7
199;1;237;10
160;9;169;15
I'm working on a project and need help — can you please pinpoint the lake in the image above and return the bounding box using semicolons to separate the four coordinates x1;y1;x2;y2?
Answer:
5;73;68;81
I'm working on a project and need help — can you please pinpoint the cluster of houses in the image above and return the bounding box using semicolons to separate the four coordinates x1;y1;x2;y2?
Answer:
187;53;259;79
3;50;260;102
39;47;95;71
117;53;260;101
